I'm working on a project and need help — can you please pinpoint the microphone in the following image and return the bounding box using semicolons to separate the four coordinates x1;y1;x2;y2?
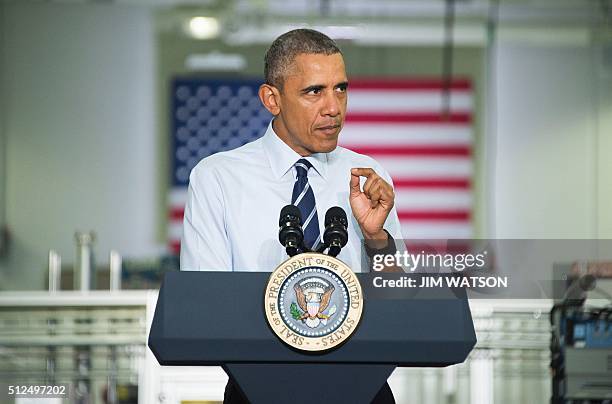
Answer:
278;205;304;257
321;206;348;257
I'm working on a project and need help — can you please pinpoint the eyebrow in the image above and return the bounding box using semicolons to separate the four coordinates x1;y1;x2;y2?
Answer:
300;81;349;93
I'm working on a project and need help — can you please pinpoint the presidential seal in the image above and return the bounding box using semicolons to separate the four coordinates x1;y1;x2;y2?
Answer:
264;252;363;352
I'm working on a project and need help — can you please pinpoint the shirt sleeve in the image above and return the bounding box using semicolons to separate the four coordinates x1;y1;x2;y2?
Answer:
180;164;232;271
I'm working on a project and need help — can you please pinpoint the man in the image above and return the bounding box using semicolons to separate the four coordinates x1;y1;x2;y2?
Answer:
182;28;400;403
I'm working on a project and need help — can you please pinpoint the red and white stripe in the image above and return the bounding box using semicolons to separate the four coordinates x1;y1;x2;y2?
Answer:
168;188;187;254
340;78;474;240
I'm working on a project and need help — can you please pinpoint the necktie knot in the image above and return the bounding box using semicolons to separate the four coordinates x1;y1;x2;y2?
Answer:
294;159;312;179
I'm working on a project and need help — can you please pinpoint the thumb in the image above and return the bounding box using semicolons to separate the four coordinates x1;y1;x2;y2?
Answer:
349;173;361;197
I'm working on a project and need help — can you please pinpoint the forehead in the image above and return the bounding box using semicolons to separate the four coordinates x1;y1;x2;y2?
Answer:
285;53;347;86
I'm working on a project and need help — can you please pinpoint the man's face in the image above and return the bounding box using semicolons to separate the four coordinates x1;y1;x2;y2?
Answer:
273;53;348;156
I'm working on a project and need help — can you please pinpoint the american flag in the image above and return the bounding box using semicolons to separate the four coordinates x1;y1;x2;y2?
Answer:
339;79;473;240
168;77;473;254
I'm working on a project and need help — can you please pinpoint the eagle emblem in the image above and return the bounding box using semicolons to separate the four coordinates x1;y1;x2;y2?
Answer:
265;253;364;351
291;277;337;328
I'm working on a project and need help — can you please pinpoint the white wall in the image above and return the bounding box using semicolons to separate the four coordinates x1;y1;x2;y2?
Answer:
492;39;611;238
0;2;159;290
595;43;612;238
0;2;6;287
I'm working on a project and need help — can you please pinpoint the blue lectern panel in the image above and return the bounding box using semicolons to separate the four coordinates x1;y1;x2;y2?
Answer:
149;272;476;366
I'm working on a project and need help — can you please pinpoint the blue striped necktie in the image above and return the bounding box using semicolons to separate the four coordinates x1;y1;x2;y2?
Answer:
291;159;320;250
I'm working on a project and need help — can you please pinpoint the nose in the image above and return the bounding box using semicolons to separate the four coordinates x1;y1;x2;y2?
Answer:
321;90;341;117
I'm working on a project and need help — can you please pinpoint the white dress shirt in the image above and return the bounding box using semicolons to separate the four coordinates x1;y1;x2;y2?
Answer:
180;121;404;272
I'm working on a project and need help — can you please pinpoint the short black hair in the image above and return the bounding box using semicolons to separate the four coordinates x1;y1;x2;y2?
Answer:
264;28;342;88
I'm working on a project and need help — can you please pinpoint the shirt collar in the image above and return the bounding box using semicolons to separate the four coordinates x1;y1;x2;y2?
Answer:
262;119;328;181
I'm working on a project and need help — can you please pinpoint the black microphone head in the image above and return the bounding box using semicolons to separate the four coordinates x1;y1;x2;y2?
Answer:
325;206;348;228
279;204;302;226
279;204;304;252
323;206;348;251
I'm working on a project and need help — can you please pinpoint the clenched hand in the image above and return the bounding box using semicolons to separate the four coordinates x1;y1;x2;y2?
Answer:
349;168;395;242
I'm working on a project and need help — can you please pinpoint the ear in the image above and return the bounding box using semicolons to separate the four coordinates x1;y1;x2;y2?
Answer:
258;83;281;116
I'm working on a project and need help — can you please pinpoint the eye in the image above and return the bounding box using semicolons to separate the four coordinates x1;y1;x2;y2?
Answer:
307;88;321;95
335;84;348;93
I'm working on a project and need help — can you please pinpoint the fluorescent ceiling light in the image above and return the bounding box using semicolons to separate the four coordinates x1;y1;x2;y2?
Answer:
185;52;247;71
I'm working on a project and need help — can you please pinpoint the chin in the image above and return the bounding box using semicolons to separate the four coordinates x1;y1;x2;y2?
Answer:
316;141;338;153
